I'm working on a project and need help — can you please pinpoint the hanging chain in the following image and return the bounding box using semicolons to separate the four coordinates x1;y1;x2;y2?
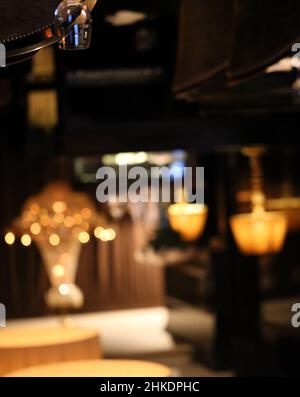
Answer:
242;147;266;213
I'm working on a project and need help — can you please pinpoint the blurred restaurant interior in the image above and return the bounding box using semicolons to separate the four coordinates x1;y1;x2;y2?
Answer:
1;0;300;378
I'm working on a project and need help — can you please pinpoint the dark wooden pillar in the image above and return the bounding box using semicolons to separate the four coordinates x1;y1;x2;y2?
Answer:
212;152;261;371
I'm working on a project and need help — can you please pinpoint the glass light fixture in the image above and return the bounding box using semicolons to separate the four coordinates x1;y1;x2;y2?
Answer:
230;147;288;256
4;182;116;310
55;0;92;50
4;0;98;65
168;189;208;242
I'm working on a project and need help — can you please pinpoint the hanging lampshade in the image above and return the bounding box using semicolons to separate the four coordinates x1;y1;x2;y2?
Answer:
4;181;116;310
230;210;287;256
168;202;208;242
230;148;288;256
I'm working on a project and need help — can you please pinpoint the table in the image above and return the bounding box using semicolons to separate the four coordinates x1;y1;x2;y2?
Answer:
7;359;172;377
0;327;101;376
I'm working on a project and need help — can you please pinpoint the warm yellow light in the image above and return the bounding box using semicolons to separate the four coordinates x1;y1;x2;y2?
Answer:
81;208;92;219
58;283;70;296
81;222;89;231
74;213;83;225
105;10;147;26
52;201;67;213
106;228;116;241
103;151;148;166
64;216;75;228
23;210;36;223
52;264;65;278
119;152;147;165
49;234;60;246
5;232;15;245
97;228;116;242
72;227;82;237
21;234;32;247
94;226;104;239
6;181;106;311
40;215;50;226
54;213;64;224
168;203;208;242
78;231;90;244
49;218;58;229
30;203;40;214
60;253;71;265
230;211;288;255
40;208;48;214
30;222;41;235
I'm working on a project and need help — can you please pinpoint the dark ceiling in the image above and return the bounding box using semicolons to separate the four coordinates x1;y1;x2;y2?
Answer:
1;0;300;158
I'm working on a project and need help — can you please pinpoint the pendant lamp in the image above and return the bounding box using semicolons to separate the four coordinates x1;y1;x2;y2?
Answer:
168;189;208;242
230;147;287;256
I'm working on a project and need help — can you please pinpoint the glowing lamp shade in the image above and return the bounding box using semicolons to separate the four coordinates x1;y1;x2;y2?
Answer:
230;211;288;256
3;181;114;311
168;203;208;242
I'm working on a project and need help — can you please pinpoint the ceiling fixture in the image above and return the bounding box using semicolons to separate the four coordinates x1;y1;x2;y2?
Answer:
1;0;98;65
230;147;288;256
55;0;93;50
168;189;208;242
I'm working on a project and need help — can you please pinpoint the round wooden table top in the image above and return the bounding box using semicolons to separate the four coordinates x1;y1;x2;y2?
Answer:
0;327;99;349
7;360;172;377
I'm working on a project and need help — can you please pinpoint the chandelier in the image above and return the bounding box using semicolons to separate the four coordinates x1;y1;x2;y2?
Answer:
230;147;287;256
4;182;116;309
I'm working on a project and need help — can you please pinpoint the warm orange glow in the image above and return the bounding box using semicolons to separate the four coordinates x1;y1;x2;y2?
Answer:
21;234;32;247
23;211;36;223
60;253;71;265
78;231;90;244
230;211;287;255
81;208;92;219
72;227;82;237
52;201;67;213
74;213;83;225
96;228;116;242
30;204;40;214
58;283;70;296
168;203;208;242
30;223;41;235
54;213;64;224
40;215;50;226
81;222;89;231
4;232;15;245
52;264;65;278
6;359;172;377
94;227;104;239
6;182;108;310
49;234;60;246
64;216;75;228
